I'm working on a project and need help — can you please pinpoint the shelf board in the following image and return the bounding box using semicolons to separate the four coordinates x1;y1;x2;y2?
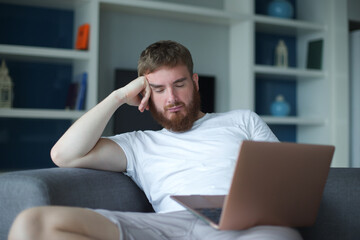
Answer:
0;44;90;63
261;115;325;125
100;0;245;25
0;108;85;120
254;65;325;80
0;0;85;10
254;15;326;36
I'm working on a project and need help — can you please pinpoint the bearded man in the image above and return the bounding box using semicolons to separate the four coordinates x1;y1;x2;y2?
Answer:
8;40;302;240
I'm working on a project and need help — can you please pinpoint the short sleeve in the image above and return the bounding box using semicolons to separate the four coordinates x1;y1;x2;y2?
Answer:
247;111;279;142
104;132;138;179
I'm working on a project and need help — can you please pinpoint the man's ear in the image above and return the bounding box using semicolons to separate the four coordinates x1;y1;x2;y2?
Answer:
192;73;199;91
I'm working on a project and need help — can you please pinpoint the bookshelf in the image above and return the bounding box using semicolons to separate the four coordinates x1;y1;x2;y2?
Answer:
254;14;325;34
0;108;85;119
226;0;348;166
254;65;325;80
0;0;98;118
0;0;98;169
0;0;350;168
252;0;348;166
0;44;90;61
100;0;243;24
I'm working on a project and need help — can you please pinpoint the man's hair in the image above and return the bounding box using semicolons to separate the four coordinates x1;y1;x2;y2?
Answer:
137;40;194;76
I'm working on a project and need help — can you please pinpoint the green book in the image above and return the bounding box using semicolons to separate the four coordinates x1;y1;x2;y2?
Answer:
307;39;323;70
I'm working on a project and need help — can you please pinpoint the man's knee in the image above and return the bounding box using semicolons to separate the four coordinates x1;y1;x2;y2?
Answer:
8;206;53;240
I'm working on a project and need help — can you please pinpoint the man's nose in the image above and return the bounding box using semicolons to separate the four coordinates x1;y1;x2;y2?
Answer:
167;87;177;103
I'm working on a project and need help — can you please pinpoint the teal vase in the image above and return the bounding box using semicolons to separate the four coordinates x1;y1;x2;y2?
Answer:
267;0;294;19
270;95;290;117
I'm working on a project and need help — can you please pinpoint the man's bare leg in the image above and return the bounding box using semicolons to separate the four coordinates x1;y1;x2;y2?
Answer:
8;206;119;240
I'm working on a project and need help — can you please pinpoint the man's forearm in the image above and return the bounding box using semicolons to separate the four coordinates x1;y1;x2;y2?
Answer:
50;90;125;166
50;76;150;168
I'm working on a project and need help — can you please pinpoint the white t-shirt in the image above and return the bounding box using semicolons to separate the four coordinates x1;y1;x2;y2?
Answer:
107;109;278;213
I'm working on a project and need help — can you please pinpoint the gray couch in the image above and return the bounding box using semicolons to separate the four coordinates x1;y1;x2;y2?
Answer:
0;167;359;240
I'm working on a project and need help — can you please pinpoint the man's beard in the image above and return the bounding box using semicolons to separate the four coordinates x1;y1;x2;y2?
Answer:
149;84;201;132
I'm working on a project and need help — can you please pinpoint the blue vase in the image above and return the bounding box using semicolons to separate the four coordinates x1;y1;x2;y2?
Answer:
270;95;290;117
267;0;294;19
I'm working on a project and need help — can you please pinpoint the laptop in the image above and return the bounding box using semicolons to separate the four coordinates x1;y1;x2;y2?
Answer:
170;141;335;230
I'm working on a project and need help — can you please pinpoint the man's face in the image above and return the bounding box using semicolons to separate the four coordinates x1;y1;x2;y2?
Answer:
145;64;202;132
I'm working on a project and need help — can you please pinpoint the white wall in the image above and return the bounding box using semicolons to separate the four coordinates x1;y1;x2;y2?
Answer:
348;0;360;166
99;10;230;109
350;30;360;167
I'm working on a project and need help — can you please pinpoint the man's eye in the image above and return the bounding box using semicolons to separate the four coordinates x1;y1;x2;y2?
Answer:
175;84;184;88
154;89;164;93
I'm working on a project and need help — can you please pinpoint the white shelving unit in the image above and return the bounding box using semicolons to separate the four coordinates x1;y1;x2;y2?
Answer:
0;0;349;167
254;14;326;34
0;0;98;120
0;44;90;61
255;64;326;126
100;0;243;24
254;65;325;79
226;0;348;166
0;108;85;119
260;116;325;126
253;7;328;128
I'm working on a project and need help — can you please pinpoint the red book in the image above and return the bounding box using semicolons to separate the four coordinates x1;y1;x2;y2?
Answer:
75;23;90;50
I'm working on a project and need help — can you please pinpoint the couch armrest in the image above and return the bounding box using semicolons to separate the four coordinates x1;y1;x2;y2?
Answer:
299;168;360;240
0;167;153;239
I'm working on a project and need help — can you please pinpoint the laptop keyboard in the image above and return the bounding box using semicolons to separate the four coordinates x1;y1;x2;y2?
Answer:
195;207;222;224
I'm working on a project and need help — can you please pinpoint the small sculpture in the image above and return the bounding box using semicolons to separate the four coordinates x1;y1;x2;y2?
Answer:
275;40;288;67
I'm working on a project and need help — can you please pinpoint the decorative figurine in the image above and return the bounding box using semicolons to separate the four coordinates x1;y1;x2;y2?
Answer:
0;60;14;108
275;40;288;67
270;94;290;117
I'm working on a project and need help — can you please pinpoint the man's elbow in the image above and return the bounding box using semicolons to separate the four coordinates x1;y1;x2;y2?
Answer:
50;146;70;168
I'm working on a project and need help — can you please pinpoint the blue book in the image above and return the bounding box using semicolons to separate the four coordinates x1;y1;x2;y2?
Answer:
75;72;87;110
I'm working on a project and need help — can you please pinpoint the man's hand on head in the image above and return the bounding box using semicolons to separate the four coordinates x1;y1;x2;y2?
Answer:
117;76;151;112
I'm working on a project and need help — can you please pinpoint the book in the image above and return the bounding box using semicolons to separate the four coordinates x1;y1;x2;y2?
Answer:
306;39;323;70
75;72;87;110
75;23;90;50
65;83;78;110
65;72;87;110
